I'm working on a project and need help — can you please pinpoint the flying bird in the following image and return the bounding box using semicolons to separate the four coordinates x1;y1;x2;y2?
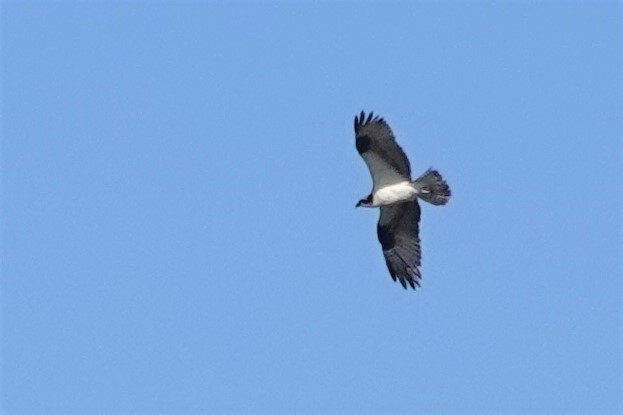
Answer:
354;111;451;289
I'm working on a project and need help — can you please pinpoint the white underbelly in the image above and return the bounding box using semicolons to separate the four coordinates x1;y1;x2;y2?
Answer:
373;181;417;206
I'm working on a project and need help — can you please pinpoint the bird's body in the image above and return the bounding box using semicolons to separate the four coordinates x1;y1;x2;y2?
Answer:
354;111;451;289
362;181;419;207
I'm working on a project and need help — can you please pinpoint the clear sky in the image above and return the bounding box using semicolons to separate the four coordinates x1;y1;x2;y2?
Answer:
2;1;621;413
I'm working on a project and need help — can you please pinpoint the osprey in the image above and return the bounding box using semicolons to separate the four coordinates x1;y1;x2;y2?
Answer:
354;111;451;289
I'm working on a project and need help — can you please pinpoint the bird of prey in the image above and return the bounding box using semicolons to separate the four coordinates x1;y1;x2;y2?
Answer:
354;111;451;289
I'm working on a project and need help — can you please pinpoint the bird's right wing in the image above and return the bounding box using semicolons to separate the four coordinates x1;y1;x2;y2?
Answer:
377;201;422;289
354;111;412;190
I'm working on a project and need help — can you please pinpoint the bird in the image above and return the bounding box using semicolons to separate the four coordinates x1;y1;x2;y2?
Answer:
354;111;451;289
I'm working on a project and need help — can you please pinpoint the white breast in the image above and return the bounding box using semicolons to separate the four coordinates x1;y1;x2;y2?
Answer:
372;181;418;206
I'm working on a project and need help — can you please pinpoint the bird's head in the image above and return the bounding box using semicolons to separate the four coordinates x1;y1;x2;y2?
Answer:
356;194;373;208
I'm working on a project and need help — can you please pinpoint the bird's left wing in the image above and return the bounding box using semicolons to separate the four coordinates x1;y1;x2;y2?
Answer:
377;201;422;289
354;111;412;191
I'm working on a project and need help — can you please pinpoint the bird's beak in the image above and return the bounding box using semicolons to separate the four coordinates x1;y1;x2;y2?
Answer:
355;201;361;208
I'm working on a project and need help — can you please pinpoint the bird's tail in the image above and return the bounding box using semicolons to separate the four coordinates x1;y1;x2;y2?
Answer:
412;168;451;206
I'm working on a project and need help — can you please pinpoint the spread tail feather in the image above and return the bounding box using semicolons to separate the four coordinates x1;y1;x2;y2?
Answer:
413;168;451;206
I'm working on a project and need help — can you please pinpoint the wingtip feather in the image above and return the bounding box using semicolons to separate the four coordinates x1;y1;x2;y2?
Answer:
354;110;389;133
355;110;367;133
366;111;373;124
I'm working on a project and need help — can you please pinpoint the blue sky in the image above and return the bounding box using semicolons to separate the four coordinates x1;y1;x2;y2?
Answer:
1;1;621;413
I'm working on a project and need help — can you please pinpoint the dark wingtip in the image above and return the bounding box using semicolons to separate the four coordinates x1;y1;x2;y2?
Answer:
410;268;422;289
401;276;420;290
366;111;374;124
385;254;421;291
354;110;366;133
355;110;386;134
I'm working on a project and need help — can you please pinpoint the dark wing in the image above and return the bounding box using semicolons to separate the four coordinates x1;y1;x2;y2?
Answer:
354;111;411;190
377;201;422;289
